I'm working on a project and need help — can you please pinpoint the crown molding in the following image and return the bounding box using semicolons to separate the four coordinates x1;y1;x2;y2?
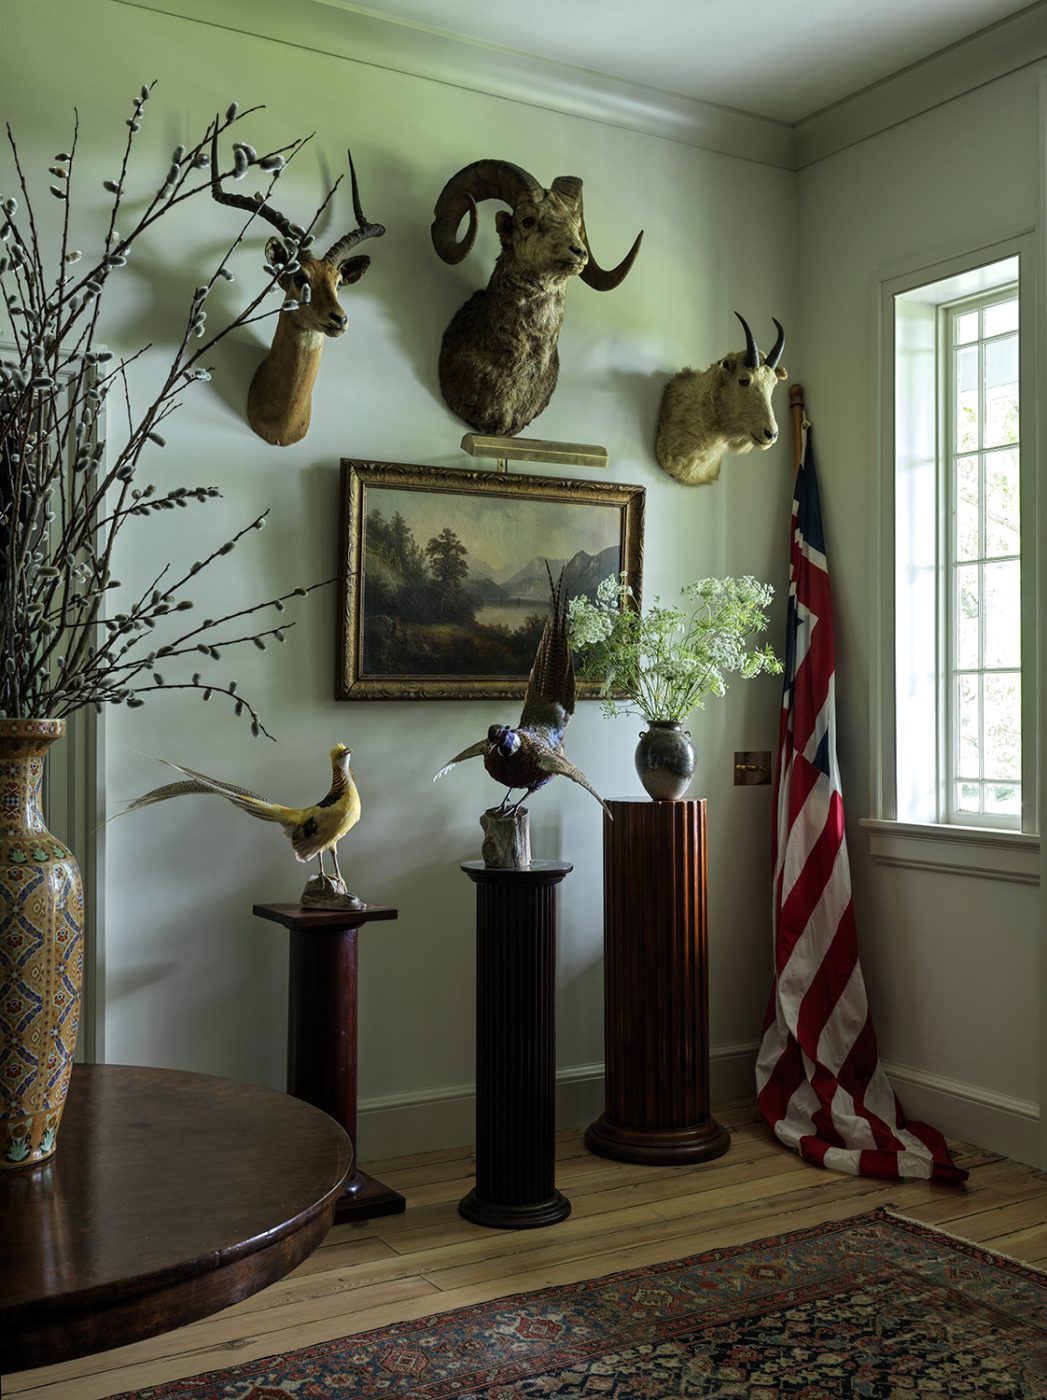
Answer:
112;0;1047;173
794;3;1047;168
111;0;796;168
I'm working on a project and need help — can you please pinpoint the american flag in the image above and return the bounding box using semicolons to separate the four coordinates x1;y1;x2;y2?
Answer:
756;427;966;1182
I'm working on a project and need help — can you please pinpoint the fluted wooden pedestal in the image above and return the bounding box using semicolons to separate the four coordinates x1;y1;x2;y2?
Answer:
459;861;573;1229
253;903;406;1222
585;799;729;1165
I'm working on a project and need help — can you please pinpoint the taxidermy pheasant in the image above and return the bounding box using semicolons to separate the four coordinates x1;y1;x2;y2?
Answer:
123;744;361;887
434;569;609;816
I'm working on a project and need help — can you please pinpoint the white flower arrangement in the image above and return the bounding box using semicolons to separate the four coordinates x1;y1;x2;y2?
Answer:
568;574;783;722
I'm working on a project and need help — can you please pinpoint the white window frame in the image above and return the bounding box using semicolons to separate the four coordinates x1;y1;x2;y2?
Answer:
865;233;1040;884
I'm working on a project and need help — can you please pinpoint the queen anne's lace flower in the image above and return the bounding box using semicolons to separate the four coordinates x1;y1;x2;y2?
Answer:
568;574;782;722
566;597;615;647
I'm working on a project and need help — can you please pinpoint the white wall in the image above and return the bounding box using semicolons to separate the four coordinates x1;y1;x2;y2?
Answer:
4;0;797;1156
11;0;1042;1169
796;64;1046;1163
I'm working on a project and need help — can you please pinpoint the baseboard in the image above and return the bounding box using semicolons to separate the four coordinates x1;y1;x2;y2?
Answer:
358;1048;1042;1168
357;1041;761;1161
883;1059;1041;1168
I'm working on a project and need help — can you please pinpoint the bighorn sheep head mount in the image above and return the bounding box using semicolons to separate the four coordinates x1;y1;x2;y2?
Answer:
211;142;384;447
655;314;787;486
431;160;643;437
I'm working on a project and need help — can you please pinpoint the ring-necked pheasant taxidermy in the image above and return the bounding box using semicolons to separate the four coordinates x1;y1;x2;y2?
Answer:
434;568;609;817
123;743;363;904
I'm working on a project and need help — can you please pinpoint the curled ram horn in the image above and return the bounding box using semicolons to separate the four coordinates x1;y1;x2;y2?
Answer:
545;174;645;291
430;159;541;264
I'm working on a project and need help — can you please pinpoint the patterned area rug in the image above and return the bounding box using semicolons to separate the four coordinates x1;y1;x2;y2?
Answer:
119;1208;1047;1398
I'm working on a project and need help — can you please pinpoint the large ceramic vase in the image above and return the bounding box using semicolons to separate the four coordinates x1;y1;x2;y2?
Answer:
635;720;696;801
0;718;84;1168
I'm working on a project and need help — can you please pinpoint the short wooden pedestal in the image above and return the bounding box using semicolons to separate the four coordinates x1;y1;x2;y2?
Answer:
585;799;729;1165
459;860;573;1229
253;903;406;1222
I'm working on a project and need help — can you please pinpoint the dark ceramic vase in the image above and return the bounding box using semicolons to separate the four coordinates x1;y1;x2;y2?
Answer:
634;721;696;801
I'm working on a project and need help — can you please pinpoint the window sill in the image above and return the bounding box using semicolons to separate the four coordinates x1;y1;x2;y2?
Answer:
860;818;1040;886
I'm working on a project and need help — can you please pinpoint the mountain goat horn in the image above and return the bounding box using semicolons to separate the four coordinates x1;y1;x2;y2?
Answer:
323;149;386;263
735;312;761;370
431;160;542;265
766;317;786;369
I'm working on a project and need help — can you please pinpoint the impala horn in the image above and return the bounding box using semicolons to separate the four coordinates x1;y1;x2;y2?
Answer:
208;123;301;243
323;149;386;263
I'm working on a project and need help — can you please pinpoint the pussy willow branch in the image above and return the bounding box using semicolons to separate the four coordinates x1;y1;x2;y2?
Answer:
0;86;339;731
122;682;277;741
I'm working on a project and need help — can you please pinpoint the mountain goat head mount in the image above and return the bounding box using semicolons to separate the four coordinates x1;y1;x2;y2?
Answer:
211;144;384;447
655;314;787;486
431;159;643;437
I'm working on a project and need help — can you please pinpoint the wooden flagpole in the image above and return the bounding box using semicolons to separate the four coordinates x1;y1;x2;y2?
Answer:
790;383;806;474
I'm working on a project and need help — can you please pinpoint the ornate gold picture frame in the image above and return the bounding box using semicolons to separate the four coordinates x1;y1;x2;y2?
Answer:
338;460;645;701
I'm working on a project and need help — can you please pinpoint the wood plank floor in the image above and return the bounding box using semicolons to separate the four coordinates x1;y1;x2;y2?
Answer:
6;1099;1046;1399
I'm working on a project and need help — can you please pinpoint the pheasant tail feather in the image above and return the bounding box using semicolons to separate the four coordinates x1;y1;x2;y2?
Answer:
125;760;288;824
520;564;576;729
122;779;216;814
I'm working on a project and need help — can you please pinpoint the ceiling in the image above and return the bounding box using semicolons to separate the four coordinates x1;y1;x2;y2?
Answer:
334;0;1040;124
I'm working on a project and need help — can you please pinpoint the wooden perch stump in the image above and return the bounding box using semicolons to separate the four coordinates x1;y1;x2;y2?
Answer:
480;805;531;869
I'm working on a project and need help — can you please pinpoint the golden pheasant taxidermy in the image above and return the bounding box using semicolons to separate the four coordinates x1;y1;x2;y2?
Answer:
123;744;365;907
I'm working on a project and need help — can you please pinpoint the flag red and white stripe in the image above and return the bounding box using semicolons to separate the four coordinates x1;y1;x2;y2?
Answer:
756;428;966;1182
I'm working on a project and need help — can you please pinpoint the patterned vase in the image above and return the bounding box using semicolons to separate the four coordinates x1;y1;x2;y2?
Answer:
0;718;84;1168
635;721;696;801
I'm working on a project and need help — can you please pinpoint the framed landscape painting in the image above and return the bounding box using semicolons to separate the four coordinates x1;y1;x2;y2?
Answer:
338;460;645;700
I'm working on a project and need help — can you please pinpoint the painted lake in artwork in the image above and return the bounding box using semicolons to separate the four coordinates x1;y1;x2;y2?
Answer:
358;484;623;678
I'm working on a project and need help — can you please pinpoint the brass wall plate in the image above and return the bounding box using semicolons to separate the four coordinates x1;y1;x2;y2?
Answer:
734;751;771;786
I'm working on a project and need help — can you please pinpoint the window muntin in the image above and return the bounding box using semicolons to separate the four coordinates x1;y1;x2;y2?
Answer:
944;287;1020;827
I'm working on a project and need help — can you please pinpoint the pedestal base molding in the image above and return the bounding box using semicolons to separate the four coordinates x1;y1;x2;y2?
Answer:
584;1114;729;1166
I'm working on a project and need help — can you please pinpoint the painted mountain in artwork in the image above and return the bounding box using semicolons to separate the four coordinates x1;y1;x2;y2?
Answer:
502;547;619;602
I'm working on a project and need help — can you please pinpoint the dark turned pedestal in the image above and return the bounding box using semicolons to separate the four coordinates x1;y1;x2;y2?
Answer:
253;902;405;1222
585;799;730;1165
459;860;573;1229
0;1063;351;1373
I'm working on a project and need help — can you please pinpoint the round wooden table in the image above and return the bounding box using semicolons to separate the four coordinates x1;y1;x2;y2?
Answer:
0;1063;353;1373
